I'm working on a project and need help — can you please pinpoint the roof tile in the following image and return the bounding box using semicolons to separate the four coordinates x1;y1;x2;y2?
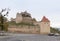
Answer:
41;16;50;22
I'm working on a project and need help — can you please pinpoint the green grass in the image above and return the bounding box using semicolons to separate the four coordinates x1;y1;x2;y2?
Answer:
9;21;35;26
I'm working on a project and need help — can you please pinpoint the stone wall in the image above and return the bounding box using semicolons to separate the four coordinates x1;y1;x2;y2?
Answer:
16;13;23;23
8;25;40;34
22;17;33;23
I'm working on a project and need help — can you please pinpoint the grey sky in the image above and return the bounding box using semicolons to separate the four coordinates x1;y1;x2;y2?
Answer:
0;0;60;28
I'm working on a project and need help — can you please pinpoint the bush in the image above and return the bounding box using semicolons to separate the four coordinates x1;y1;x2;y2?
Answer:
9;21;35;26
50;27;60;34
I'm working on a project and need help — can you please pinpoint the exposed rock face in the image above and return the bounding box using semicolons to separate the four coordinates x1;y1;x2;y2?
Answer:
8;25;40;34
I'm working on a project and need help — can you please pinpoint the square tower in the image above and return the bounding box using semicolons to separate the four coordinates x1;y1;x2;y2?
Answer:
39;16;50;34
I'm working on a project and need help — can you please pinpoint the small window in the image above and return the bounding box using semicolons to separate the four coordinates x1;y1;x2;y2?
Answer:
44;23;48;24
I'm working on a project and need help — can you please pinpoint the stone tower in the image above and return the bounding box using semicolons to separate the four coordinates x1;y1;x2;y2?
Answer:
16;13;22;23
39;16;50;34
15;11;32;23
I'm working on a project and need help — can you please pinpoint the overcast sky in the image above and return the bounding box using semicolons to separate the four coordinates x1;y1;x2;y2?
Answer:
0;0;60;28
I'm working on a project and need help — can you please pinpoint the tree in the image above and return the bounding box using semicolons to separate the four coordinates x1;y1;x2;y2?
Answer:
32;18;37;22
0;8;10;31
50;27;60;34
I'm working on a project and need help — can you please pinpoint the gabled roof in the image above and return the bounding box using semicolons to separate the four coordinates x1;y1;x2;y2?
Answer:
41;16;50;22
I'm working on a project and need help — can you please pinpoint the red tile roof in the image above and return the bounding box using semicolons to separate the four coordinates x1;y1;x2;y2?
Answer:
41;16;50;22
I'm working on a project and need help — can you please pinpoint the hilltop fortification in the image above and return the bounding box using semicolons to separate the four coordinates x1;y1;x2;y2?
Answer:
8;11;50;34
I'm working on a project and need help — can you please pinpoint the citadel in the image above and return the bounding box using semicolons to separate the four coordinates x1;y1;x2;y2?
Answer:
8;11;50;34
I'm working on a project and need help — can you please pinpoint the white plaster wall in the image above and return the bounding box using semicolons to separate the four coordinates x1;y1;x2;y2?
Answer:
39;22;50;34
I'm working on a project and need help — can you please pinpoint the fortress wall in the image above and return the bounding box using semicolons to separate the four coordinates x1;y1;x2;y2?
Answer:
8;25;40;34
22;17;33;23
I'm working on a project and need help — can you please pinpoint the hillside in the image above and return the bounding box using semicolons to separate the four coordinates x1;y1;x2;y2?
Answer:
50;27;60;34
